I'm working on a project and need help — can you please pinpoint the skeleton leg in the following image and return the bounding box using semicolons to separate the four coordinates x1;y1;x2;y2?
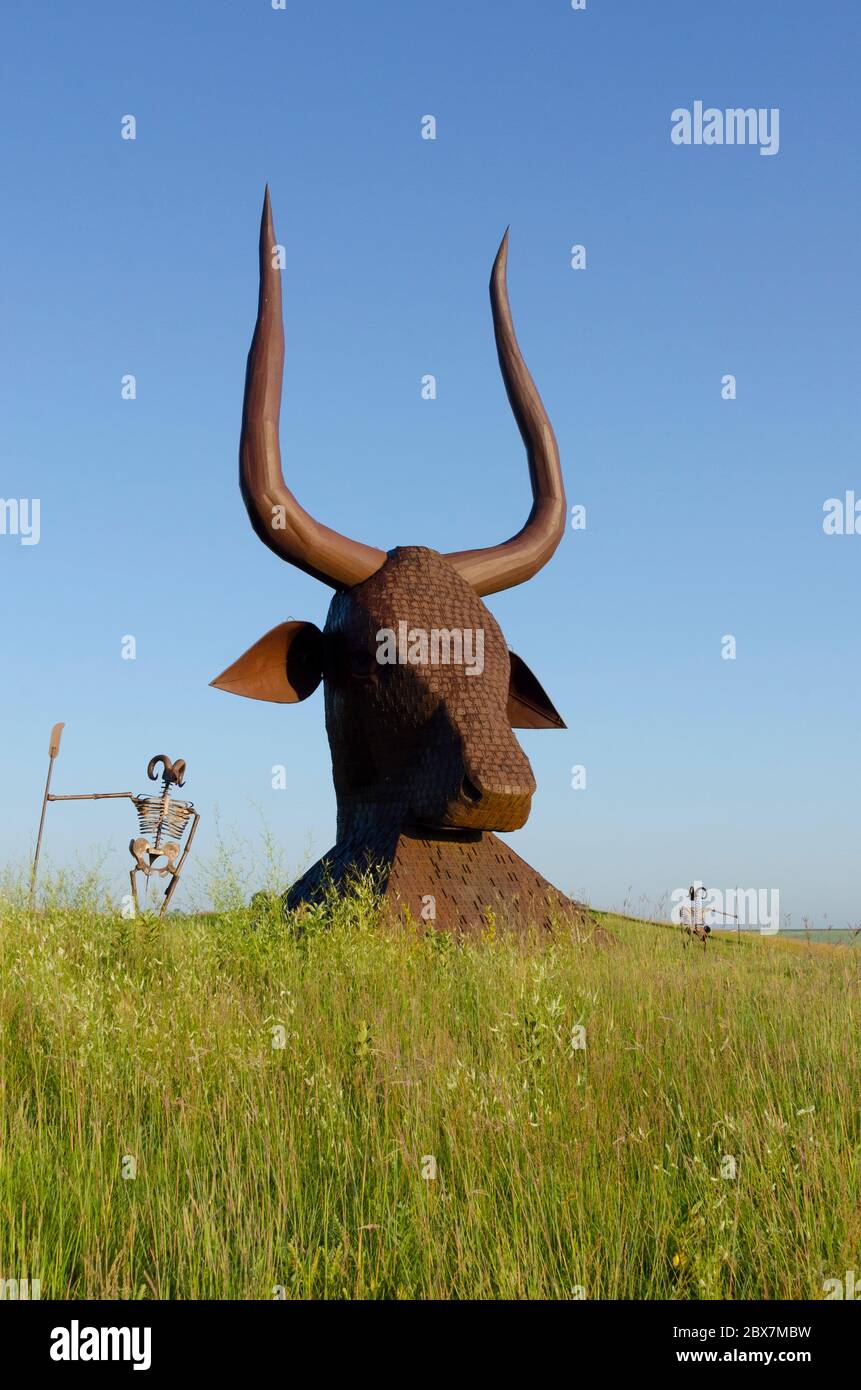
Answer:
159;810;201;917
129;868;139;916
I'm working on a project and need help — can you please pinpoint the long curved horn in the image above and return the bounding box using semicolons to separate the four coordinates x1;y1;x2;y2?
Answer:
445;231;566;597
240;187;387;589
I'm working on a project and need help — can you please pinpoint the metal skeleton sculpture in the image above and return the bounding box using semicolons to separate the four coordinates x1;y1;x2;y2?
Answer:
30;728;200;916
210;189;599;938
127;756;200;914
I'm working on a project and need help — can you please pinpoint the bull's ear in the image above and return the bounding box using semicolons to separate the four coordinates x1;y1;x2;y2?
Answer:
210;621;324;703
507;650;566;730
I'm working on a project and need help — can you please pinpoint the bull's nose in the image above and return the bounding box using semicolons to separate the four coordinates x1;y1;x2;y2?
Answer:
460;769;536;804
441;765;536;832
461;775;483;804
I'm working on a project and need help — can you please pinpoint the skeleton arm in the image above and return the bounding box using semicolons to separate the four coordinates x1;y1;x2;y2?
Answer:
47;792;137;802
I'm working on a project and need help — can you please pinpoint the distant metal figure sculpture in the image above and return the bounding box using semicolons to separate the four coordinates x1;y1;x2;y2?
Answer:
127;755;199;915
681;885;712;944
211;189;592;935
30;729;200;916
680;882;740;943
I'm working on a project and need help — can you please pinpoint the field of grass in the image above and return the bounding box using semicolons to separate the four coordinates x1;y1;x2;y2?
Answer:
1;879;859;1300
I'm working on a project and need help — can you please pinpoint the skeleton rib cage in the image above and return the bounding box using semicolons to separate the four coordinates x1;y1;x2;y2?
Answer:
134;791;195;848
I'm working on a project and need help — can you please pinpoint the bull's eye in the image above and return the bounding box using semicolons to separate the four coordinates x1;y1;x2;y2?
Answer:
348;649;379;682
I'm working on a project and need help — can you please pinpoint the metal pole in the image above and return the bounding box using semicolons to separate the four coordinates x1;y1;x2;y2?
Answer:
29;722;64;909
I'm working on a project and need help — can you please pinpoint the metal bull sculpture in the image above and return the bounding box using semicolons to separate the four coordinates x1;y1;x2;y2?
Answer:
212;189;589;934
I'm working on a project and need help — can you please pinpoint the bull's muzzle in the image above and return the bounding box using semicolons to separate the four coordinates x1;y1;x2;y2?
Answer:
436;762;536;833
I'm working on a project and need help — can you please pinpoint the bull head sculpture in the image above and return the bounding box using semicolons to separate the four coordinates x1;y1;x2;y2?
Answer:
212;189;586;933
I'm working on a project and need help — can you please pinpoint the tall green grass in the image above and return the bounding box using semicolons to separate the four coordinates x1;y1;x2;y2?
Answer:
1;874;859;1299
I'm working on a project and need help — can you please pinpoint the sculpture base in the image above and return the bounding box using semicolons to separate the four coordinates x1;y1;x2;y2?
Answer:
286;826;598;937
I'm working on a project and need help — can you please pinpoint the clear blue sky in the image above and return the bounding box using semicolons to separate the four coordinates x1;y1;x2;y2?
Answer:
1;1;858;926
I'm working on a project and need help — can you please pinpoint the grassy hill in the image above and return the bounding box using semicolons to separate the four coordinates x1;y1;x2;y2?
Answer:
1;885;859;1299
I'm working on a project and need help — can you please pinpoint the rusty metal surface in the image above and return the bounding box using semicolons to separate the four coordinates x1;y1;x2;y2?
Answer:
238;189;565;596
239;187;388;590
289;828;597;939
323;548;536;836
384;830;595;937
214;188;586;936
